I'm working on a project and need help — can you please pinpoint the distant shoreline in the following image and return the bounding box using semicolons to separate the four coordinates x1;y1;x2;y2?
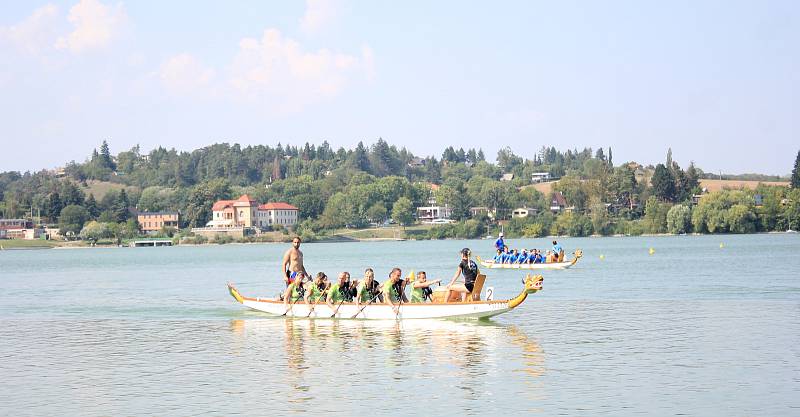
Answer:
2;229;796;250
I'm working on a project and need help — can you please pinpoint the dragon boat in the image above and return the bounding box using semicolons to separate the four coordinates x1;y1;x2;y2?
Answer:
227;274;543;320
478;249;583;270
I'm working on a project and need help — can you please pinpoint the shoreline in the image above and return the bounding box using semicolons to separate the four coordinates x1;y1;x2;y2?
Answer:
4;230;796;250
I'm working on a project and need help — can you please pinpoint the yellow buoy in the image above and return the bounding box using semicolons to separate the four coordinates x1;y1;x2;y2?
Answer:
599;254;605;260
719;243;724;248
649;248;655;255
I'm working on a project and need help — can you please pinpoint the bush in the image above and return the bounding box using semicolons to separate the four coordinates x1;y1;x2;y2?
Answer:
666;204;692;234
214;234;234;244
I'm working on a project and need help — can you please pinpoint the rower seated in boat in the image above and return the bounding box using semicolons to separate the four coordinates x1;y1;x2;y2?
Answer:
355;268;382;311
282;272;309;310
493;249;503;263
325;272;349;310
410;271;440;303
383;267;406;315
306;272;328;304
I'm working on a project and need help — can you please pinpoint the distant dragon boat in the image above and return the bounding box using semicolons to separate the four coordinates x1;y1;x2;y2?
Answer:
227;274;543;320
478;250;583;270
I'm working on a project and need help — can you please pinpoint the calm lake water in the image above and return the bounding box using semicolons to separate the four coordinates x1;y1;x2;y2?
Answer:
1;234;799;416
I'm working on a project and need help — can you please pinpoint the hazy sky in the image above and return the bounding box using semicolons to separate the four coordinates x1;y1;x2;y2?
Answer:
1;0;797;175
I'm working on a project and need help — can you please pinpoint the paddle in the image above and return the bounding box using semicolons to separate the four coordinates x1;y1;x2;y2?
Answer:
281;278;307;316
351;290;381;319
330;296;347;318
306;289;328;318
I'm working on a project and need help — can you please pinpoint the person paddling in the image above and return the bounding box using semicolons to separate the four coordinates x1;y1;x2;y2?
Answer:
281;236;308;286
445;248;480;302
383;268;404;316
325;271;351;316
282;272;308;315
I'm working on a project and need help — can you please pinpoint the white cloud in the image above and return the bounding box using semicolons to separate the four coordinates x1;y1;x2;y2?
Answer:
158;53;216;95
299;0;338;35
56;0;127;53
0;4;61;54
228;28;371;110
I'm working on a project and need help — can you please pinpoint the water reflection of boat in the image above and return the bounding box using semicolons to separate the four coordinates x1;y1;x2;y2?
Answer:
227;275;543;320
228;318;545;378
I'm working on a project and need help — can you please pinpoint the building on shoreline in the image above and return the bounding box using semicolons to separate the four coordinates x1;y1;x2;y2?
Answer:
136;211;180;232
192;195;299;238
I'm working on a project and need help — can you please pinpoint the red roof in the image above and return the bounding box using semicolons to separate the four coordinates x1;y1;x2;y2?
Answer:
258;202;298;210
212;200;234;211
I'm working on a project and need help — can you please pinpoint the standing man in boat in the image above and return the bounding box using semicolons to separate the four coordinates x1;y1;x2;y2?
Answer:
282;236;308;286
445;248;480;302
552;240;564;262
494;232;505;252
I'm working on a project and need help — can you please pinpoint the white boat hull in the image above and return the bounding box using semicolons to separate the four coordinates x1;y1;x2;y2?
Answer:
241;298;513;320
480;260;575;270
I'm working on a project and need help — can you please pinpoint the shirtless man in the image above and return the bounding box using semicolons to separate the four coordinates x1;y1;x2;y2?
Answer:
281;236;308;286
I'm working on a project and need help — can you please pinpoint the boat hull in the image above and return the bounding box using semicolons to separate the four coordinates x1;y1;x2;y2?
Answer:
240;298;513;320
480;260;575;270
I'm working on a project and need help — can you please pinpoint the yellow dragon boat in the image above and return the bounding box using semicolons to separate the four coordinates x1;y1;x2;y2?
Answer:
227;274;544;320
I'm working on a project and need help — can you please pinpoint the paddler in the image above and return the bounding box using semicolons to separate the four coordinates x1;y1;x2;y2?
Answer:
445;248;480;302
282;272;308;314
325;271;350;315
410;271;440;303
383;267;405;315
355;268;381;312
305;272;329;314
281;236;308;286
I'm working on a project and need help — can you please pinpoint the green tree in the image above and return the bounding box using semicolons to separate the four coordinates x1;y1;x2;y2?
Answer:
100;140;116;170
84;194;100;219
47;192;63;222
185;179;232;227
80;221;111;243
115;189;130;222
392;196;414;228
643;196;670;233
59;205;89;237
651;164;676;202
320;192;358;228
366;203;387;223
666;204;692;234
792;150;800;189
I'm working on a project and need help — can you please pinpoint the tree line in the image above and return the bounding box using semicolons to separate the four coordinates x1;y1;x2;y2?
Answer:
1;140;798;241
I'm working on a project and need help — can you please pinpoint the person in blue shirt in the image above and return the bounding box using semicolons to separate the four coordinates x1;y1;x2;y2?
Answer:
552;240;564;262
508;249;519;264
493;249;503;263
494;233;505;252
516;249;528;264
500;247;511;263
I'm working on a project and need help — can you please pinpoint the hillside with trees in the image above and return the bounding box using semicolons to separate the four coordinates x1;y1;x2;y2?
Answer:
1;140;798;243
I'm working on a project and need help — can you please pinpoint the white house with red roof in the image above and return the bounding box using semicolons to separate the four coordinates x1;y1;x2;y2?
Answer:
208;195;298;229
256;202;299;228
